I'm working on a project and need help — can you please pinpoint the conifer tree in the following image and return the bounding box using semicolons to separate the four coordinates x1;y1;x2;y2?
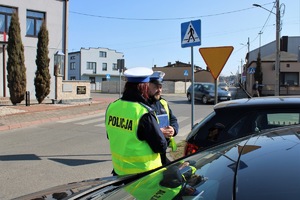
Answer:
7;12;26;105
254;52;263;84
34;21;50;103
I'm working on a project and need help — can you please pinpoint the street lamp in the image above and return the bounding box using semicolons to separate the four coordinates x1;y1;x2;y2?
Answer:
253;1;281;96
54;51;65;102
54;50;65;76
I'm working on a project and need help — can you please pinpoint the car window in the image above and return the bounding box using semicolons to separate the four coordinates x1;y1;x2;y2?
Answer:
225;111;300;138
192;112;215;131
203;84;213;91
267;113;300;126
253;112;300;132
227;115;250;137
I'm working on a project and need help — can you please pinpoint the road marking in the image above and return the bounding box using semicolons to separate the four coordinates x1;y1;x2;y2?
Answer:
176;116;189;123
58;113;105;123
75;117;104;125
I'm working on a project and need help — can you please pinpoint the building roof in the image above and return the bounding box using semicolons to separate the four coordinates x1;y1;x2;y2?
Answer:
262;51;298;62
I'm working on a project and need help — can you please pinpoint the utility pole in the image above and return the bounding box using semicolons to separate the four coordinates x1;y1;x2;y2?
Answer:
274;0;280;96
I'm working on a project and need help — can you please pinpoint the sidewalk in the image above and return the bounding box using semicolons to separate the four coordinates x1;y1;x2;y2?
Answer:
0;97;115;131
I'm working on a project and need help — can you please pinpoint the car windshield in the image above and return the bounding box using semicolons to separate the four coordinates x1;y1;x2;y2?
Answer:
203;84;215;91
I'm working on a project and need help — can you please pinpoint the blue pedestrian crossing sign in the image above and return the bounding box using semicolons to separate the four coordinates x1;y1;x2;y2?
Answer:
184;70;188;76
106;74;110;80
248;67;256;74
181;20;201;48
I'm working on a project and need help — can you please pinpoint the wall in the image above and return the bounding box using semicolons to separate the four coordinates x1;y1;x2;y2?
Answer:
54;76;91;104
101;81;190;94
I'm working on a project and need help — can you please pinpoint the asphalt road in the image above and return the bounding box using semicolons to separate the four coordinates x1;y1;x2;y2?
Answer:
0;93;216;199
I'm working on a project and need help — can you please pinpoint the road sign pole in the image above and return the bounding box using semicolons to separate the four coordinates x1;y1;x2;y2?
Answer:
181;19;201;130
191;46;194;130
215;78;218;104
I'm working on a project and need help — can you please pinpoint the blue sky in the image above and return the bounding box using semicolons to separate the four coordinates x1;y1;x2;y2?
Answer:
68;0;299;76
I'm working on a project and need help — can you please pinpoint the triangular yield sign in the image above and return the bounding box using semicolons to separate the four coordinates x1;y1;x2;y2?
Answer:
199;46;234;79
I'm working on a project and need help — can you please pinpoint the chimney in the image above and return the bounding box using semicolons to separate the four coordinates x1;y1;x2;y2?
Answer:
168;62;171;66
280;36;288;52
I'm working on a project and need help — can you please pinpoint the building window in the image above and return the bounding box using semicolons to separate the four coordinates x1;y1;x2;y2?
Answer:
87;62;96;69
0;6;16;34
280;72;299;86
89;77;95;83
70;76;76;80
70;62;75;70
26;10;45;37
99;51;107;58
102;63;107;71
70;56;75;60
112;63;118;71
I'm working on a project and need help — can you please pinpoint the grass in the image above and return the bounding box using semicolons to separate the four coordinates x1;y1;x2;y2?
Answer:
169;141;186;160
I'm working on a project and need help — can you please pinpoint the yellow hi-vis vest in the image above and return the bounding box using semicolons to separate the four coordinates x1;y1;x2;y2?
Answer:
159;99;170;117
159;99;177;151
106;99;162;175
124;168;181;199
124;165;197;199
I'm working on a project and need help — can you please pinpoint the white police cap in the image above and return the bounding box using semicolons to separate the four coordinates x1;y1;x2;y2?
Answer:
150;71;165;85
124;67;153;83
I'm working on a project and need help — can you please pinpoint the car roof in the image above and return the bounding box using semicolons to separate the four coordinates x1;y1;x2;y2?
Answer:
123;125;300;199
17;125;300;199
195;82;214;85
214;96;300;110
94;125;300;199
235;125;300;199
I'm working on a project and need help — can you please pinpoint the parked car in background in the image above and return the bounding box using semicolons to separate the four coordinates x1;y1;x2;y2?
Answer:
187;82;231;104
184;96;300;155
218;82;229;91
17;124;300;199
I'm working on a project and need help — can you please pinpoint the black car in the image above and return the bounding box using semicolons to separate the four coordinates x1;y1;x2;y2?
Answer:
184;96;300;155
18;125;300;199
187;82;231;104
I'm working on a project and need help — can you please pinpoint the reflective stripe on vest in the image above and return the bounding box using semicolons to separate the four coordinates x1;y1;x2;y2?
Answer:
124;168;181;199
106;100;161;175
159;99;170;118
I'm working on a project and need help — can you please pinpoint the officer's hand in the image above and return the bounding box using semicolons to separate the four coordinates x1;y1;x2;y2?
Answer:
161;126;174;138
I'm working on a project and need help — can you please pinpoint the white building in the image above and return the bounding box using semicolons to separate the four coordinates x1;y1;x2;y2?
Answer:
68;47;124;90
0;0;67;99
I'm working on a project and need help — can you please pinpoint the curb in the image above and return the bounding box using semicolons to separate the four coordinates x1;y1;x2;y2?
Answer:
0;110;103;132
0;101;111;132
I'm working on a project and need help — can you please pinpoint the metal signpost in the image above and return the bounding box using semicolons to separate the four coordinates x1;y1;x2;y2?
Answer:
181;19;201;129
184;70;188;92
117;59;124;98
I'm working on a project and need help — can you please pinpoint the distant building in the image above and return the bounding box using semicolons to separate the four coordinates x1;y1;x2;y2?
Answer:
245;36;300;96
0;1;67;99
68;47;124;90
152;61;214;83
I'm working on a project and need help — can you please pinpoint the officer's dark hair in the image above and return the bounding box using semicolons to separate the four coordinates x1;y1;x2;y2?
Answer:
124;82;149;99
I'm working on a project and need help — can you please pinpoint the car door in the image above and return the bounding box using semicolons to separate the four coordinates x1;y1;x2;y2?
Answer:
194;84;202;100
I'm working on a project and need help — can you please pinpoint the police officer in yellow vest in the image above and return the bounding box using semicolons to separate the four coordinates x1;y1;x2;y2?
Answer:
148;71;179;165
106;67;168;176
